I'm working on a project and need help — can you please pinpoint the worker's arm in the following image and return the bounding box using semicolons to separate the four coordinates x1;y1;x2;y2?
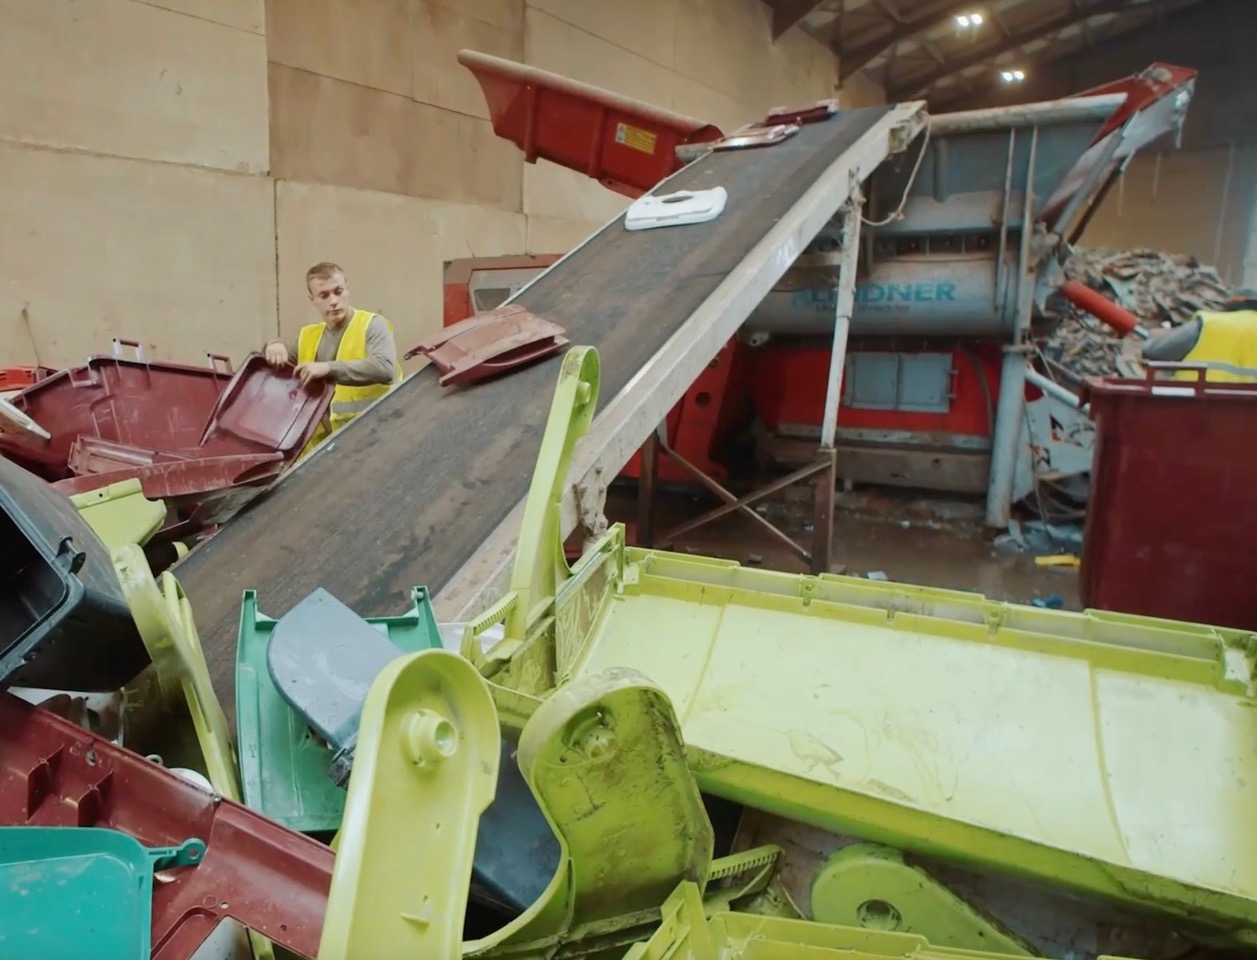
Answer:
1142;317;1202;364
327;315;398;386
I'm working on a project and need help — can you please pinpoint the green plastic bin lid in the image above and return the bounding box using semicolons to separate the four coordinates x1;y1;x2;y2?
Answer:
0;826;204;960
235;586;442;834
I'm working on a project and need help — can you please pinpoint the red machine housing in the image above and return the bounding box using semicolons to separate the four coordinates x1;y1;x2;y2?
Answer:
458;50;723;199
443;257;1006;489
749;339;1002;442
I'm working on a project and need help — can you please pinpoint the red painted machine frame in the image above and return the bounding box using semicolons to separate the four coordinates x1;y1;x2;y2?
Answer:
442;254;562;328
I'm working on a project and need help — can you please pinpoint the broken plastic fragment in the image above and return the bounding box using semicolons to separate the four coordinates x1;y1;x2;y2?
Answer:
405;305;570;387
764;98;839;126
711;122;800;152
625;186;728;231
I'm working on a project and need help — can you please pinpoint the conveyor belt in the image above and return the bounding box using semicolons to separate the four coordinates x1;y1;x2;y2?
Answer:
173;105;903;711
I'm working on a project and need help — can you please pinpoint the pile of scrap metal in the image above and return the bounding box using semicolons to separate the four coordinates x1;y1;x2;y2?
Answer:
0;339;331;564
1066;247;1234;326
6;346;1255;959
1040;247;1234;381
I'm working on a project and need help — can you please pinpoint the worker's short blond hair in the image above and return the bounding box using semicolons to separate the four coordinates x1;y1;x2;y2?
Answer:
305;261;345;287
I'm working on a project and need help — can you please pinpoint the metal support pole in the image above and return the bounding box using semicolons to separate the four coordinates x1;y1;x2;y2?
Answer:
819;198;863;451
655;440;828;562
985;126;1038;528
813;196;864;572
811;447;837;573
635;425;660;547
1024;367;1085;411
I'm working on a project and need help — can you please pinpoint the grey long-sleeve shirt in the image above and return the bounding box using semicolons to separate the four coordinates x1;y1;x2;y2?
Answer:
283;312;398;387
1141;317;1202;364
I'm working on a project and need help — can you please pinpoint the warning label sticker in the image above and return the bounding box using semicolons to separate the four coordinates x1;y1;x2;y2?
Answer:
614;122;658;155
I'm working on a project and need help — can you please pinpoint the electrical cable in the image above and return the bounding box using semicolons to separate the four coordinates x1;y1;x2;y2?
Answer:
862;123;932;228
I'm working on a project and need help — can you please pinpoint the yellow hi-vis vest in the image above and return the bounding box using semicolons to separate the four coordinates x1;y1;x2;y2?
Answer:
297;309;401;457
1174;309;1257;383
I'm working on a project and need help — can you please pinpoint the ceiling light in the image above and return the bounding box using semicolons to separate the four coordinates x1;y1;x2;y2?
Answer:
955;11;984;27
1000;68;1026;83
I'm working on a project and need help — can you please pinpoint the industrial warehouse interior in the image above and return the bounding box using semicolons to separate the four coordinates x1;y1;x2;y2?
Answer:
2;0;1257;957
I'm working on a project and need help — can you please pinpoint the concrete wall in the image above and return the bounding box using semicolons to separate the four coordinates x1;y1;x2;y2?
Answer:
0;0;842;369
837;69;886;110
0;0;272;367
1080;145;1257;285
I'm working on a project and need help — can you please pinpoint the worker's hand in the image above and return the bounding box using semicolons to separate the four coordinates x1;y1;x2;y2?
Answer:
264;341;290;367
295;361;333;386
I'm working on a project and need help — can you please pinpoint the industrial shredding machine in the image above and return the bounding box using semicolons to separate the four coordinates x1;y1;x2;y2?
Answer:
4;46;1246;957
451;53;1196;529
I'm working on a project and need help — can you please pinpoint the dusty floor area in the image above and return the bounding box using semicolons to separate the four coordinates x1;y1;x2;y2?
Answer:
606;481;1082;611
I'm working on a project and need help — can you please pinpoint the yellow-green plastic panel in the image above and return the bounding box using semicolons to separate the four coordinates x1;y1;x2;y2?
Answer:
71;478;165;549
626;881;1142;960
536;546;1257;941
318;649;500;960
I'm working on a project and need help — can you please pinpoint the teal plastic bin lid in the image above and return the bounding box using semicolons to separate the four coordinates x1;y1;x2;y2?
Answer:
0;826;204;960
235;586;442;834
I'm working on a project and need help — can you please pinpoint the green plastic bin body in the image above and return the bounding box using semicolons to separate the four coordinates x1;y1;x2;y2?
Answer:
235;587;441;833
0;827;202;960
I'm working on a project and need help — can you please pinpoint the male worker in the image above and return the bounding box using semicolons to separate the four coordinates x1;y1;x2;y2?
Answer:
263;262;402;453
1142;287;1257;382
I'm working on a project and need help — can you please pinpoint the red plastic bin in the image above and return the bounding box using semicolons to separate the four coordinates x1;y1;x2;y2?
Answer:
0;692;332;959
1080;370;1257;630
0;353;234;479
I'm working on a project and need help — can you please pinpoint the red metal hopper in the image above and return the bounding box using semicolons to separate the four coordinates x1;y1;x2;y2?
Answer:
457;49;723;198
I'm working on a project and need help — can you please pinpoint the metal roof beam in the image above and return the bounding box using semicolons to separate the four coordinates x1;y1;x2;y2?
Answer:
886;0;1138;99
927;0;1207;111
770;0;828;39
839;0;987;79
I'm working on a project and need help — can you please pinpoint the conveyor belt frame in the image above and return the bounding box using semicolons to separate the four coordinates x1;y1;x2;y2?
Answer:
434;101;927;622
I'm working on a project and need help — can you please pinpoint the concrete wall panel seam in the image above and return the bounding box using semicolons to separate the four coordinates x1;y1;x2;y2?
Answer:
5;0;268;172
0;138;270;181
129;0;265;35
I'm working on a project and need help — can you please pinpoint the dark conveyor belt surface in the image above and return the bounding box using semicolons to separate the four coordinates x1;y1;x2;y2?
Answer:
174;105;895;712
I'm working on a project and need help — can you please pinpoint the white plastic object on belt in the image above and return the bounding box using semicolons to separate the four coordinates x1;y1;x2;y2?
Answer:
625;186;728;232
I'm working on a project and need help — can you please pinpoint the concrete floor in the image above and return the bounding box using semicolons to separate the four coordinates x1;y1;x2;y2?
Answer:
608;482;1082;611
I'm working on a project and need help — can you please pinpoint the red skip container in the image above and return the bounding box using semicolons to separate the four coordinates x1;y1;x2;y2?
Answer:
1080;369;1257;630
